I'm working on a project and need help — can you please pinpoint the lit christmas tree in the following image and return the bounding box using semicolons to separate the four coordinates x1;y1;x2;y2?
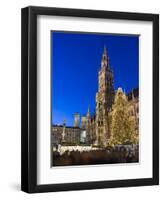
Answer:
109;88;136;146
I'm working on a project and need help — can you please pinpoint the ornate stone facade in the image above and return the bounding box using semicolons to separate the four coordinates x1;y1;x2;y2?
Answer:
127;88;139;137
95;46;114;146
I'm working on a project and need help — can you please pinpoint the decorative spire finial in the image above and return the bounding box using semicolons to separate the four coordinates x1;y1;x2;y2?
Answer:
88;105;90;113
132;89;135;100
104;44;107;53
101;45;110;69
87;105;90;117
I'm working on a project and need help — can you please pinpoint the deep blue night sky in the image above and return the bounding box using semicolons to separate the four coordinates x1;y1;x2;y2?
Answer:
52;32;139;126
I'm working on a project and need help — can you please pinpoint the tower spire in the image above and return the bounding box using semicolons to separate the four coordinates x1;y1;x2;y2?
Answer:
74;113;80;127
95;45;115;145
101;45;110;68
87;105;90;118
103;44;107;55
132;89;135;100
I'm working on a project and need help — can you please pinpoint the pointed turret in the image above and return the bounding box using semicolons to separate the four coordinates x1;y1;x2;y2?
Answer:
87;105;91;118
103;45;107;56
101;45;110;69
74;113;80;127
132;89;135;101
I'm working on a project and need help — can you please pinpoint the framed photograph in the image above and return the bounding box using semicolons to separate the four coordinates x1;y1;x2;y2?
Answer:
21;6;159;193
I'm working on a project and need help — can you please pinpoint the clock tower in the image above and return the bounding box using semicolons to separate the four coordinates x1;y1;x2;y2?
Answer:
95;46;114;146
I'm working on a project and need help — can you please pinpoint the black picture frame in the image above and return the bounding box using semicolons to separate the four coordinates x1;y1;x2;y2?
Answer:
21;6;159;193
